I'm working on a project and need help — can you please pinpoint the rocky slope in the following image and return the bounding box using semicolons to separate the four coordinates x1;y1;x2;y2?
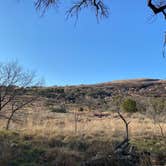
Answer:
38;78;166;100
36;78;166;114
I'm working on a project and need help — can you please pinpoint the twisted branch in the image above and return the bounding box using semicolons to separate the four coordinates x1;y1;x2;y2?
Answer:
148;0;166;18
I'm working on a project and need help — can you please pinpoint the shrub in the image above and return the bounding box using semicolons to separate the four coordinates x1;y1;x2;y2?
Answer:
121;98;137;113
50;106;67;113
78;107;84;112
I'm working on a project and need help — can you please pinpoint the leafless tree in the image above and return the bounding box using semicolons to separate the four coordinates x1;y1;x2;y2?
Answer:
0;61;42;130
33;0;166;20
115;110;130;153
117;110;130;141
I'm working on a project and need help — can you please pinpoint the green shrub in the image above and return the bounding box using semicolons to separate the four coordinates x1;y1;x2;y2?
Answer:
121;98;137;112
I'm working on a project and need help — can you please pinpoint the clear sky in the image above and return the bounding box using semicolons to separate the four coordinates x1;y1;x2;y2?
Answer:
0;0;166;86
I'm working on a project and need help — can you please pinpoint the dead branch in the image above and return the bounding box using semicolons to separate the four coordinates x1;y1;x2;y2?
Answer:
66;0;109;21
117;110;130;141
115;110;130;152
35;0;59;10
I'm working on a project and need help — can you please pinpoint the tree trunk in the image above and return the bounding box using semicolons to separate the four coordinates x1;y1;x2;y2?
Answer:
6;111;15;130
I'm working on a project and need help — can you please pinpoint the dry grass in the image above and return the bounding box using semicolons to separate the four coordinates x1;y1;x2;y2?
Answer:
0;106;165;140
0;105;165;165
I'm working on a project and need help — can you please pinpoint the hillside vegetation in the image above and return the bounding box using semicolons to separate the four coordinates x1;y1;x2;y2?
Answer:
0;78;166;165
37;79;166;117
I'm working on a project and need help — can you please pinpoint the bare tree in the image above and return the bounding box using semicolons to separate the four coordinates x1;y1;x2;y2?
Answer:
117;110;130;141
33;0;166;20
115;110;130;149
0;61;42;130
20;0;166;49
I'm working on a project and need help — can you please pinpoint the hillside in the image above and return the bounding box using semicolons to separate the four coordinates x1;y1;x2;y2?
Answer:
39;78;166;98
0;78;166;166
36;78;166;116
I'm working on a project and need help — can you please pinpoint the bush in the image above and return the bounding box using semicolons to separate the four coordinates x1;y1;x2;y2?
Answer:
78;107;84;112
50;106;67;113
121;98;137;113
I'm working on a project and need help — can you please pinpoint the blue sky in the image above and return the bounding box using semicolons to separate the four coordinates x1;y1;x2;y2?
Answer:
0;0;166;86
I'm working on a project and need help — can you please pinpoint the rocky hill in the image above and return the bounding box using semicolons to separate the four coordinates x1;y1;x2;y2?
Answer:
36;78;166;114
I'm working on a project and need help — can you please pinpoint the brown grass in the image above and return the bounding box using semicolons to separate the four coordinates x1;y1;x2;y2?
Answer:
0;106;165;140
0;105;165;165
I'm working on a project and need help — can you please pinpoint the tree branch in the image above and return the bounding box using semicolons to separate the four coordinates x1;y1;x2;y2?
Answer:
66;0;109;21
117;110;130;141
148;0;166;18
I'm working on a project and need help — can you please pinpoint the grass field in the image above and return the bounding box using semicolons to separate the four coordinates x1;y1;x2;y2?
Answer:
0;104;165;165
